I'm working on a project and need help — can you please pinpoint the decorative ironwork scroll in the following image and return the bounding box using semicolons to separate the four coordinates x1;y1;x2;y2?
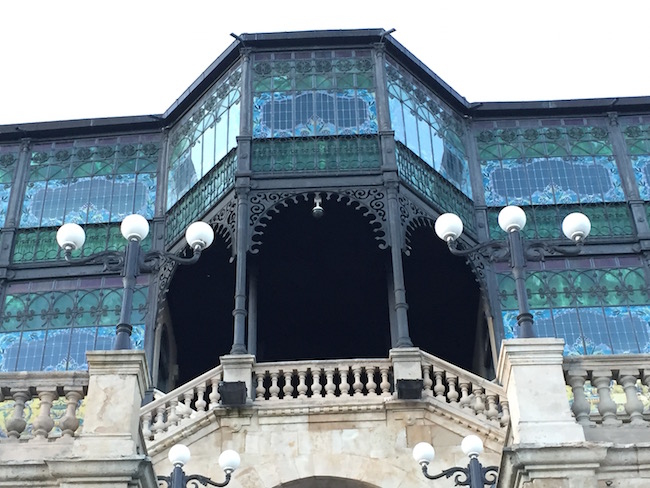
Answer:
248;188;387;253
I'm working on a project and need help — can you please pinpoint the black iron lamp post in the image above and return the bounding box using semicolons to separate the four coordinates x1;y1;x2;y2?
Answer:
413;435;498;488
157;444;240;487
434;205;591;338
56;214;215;350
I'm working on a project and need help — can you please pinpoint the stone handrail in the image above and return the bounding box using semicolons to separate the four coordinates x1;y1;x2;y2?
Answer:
140;364;223;440
563;355;650;426
420;351;509;427
252;358;393;400
0;371;88;441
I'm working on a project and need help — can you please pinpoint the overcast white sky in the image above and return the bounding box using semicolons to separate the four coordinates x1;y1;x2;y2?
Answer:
1;1;648;125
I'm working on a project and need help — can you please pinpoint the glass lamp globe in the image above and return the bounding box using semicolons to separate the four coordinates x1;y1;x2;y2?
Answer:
56;223;86;250
562;212;591;242
121;214;150;242
461;435;484;457
168;444;191;467
218;449;241;474
434;213;464;242
412;442;435;466
498;205;527;233
185;221;215;251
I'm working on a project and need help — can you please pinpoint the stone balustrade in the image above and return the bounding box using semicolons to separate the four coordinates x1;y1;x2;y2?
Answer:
421;351;509;428
0;371;88;441
140;364;224;440
563;355;650;429
252;359;393;400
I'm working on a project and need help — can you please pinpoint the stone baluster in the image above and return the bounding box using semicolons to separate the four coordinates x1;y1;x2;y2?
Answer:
32;389;56;439
297;370;308;398
195;384;207;412
254;372;265;400
433;370;446;399
379;366;391;397
339;367;350;396
269;372;281;400
500;400;510;428
60;389;82;437
566;369;592;426
592;369;620;426
366;366;377;395
643;368;650;414
141;410;153;440
312;369;323;397
210;377;221;408
446;374;459;404
422;365;433;397
283;371;294;399
459;379;471;409
6;390;29;439
472;386;486;418
168;397;179;428
485;393;499;422
618;369;645;426
153;403;166;436
324;367;336;397
182;390;193;419
352;366;364;397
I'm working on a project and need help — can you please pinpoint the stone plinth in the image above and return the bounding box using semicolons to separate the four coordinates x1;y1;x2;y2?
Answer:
497;338;585;445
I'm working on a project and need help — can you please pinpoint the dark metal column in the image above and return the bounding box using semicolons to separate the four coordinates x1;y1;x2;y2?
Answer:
230;46;254;355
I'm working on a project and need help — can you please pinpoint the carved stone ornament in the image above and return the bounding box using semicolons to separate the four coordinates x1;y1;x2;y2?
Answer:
248;188;388;253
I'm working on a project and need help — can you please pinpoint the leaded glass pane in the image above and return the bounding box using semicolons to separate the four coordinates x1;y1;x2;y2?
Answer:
386;60;471;198
250;136;381;174
22;137;159;228
396;142;475;234
12;223;152;263
486;203;633;240
167;67;241;210
498;258;650;355
0;278;148;371
166;150;236;244
623;124;650;200
0;146;19;227
252;50;377;140
478;126;621;206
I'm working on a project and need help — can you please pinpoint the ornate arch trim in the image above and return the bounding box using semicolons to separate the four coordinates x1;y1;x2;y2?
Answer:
248;188;388;253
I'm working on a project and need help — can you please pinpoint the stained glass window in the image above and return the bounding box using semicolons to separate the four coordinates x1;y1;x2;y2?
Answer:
623;124;650;200
477;126;622;206
396;142;475;234
386;61;471;198
497;257;650;355
21;137;159;228
0;277;148;372
167;67;241;209
12;223;152;263
252;51;377;139
0;145;19;228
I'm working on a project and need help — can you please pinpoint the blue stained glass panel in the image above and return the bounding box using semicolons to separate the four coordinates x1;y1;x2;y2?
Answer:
0;325;145;372
483;156;623;206
253;90;377;138
502;306;650;355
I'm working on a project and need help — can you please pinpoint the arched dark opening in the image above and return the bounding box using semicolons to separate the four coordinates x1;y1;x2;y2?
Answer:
254;195;390;362
403;225;485;373
166;236;235;386
275;477;379;488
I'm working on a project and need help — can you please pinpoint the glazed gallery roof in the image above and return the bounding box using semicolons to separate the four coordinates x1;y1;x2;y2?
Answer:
1;28;650;143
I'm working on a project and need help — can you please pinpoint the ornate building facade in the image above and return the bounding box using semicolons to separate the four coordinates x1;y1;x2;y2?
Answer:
0;29;648;488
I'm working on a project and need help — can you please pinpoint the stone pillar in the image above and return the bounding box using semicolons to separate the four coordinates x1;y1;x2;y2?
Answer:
57;350;157;487
497;338;585;445
221;354;256;402
390;346;423;396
